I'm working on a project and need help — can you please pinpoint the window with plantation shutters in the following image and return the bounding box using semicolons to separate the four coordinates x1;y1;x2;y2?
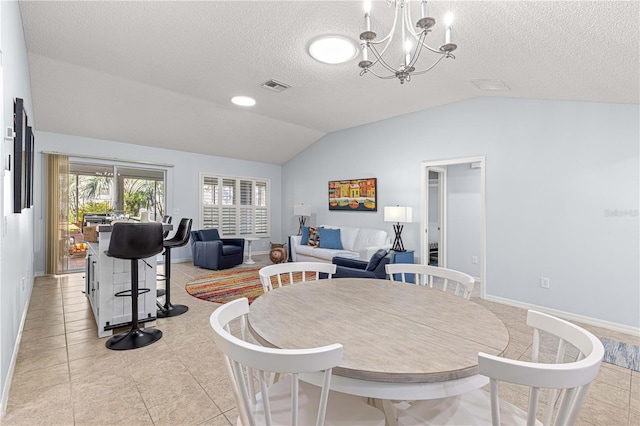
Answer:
199;173;270;238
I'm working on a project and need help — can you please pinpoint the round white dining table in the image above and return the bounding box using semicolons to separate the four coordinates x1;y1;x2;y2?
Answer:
248;277;510;402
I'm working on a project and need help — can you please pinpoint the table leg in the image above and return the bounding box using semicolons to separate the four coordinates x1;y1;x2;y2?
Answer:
371;399;398;426
245;240;255;264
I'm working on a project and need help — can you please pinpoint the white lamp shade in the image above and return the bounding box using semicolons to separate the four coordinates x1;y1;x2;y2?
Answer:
384;206;412;223
294;204;312;217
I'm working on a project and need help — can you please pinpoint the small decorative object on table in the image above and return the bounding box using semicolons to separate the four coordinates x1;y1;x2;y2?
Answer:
269;242;287;264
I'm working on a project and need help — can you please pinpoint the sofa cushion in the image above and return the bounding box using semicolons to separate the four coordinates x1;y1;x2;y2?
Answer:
308;226;320;247
319;227;342;249
338;226;359;252
354;228;388;250
300;226;310;245
222;245;242;255
295;245;316;257
312;248;358;261
366;249;389;271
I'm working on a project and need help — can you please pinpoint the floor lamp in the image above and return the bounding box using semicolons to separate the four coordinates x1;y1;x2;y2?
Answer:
384;206;412;252
294;204;312;235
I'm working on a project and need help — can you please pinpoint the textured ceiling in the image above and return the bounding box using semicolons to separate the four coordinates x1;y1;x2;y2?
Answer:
19;1;640;164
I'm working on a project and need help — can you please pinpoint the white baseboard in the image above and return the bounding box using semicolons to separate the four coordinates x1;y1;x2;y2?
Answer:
0;285;32;419
485;295;640;337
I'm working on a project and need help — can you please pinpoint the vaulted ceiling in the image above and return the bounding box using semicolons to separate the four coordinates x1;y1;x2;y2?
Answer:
19;1;639;164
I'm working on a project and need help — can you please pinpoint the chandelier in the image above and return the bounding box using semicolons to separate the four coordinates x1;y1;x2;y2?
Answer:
358;0;457;84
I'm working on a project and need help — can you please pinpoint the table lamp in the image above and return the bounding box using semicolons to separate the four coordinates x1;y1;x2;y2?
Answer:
384;206;412;252
294;203;312;235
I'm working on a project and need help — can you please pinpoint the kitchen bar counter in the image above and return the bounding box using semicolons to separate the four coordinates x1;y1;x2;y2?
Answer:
85;223;172;337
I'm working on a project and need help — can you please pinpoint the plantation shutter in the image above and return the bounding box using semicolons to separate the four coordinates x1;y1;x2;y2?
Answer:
255;181;268;236
202;176;219;229
200;173;270;237
239;180;253;235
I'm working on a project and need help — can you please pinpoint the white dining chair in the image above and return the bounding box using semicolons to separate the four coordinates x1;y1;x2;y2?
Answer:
259;262;336;293
397;310;604;426
386;264;475;299
209;298;385;426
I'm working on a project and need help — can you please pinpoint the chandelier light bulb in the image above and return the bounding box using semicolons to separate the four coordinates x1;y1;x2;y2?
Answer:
404;39;412;66
404;39;413;53
444;12;454;27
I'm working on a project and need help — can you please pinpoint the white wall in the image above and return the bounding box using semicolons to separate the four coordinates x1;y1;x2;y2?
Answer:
0;0;36;413
446;163;481;278
33;132;284;273
282;97;640;329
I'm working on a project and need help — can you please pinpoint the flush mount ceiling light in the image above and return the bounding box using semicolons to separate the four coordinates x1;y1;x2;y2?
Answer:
358;0;458;84
308;36;359;64
231;96;256;107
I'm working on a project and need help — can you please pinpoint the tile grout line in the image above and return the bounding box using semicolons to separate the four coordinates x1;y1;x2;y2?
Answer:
60;275;77;425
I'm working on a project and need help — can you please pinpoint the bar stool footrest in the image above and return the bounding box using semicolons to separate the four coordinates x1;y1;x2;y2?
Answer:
115;288;151;298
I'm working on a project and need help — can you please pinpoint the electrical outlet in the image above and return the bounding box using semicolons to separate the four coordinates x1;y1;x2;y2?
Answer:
540;277;550;289
172;208;180;215
471;256;478;264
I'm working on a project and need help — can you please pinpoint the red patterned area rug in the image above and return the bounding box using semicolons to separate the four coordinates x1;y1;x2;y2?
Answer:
185;267;265;304
185;267;311;304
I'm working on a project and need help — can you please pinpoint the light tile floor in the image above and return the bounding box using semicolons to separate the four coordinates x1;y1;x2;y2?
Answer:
3;255;639;425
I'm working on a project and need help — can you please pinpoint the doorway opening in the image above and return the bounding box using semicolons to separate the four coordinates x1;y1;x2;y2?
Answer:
421;157;486;298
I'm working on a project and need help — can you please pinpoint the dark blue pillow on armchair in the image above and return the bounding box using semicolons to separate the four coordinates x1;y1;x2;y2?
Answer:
366;249;389;271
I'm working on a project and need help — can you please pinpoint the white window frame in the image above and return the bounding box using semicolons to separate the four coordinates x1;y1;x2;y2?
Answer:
199;173;270;238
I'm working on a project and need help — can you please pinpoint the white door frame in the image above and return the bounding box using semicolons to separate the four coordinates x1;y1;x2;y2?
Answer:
420;156;487;298
426;167;447;267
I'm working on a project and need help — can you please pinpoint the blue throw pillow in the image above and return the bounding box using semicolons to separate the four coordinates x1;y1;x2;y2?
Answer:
366;249;389;271
300;226;310;245
318;227;343;250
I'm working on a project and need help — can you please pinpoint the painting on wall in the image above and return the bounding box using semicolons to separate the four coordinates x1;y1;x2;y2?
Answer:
328;178;377;211
13;98;27;213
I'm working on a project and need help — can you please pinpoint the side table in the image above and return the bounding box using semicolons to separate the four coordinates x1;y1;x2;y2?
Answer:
244;237;259;264
392;250;415;283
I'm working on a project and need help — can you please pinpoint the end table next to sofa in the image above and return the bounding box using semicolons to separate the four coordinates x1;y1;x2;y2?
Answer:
244;237;259;264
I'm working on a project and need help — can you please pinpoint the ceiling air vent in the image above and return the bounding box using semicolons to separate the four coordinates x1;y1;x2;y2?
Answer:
261;79;291;93
471;79;511;91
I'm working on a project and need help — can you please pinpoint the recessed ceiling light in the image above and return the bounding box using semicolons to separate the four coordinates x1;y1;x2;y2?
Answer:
308;36;358;64
231;96;256;107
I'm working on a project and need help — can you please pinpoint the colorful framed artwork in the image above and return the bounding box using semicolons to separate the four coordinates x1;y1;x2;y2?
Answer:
328;178;377;211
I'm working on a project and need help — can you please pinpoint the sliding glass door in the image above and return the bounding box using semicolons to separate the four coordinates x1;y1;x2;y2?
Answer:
61;162;166;273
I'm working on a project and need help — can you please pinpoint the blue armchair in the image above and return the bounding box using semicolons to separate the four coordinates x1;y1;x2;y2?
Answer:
332;249;393;280
190;229;245;270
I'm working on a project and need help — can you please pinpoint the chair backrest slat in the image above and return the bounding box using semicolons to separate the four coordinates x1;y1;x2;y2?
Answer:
259;262;337;292
386;264;475;299
479;310;604;426
210;298;344;426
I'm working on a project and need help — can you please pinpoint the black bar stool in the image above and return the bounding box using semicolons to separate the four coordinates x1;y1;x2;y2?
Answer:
105;222;164;350
156;215;173;291
157;218;192;318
